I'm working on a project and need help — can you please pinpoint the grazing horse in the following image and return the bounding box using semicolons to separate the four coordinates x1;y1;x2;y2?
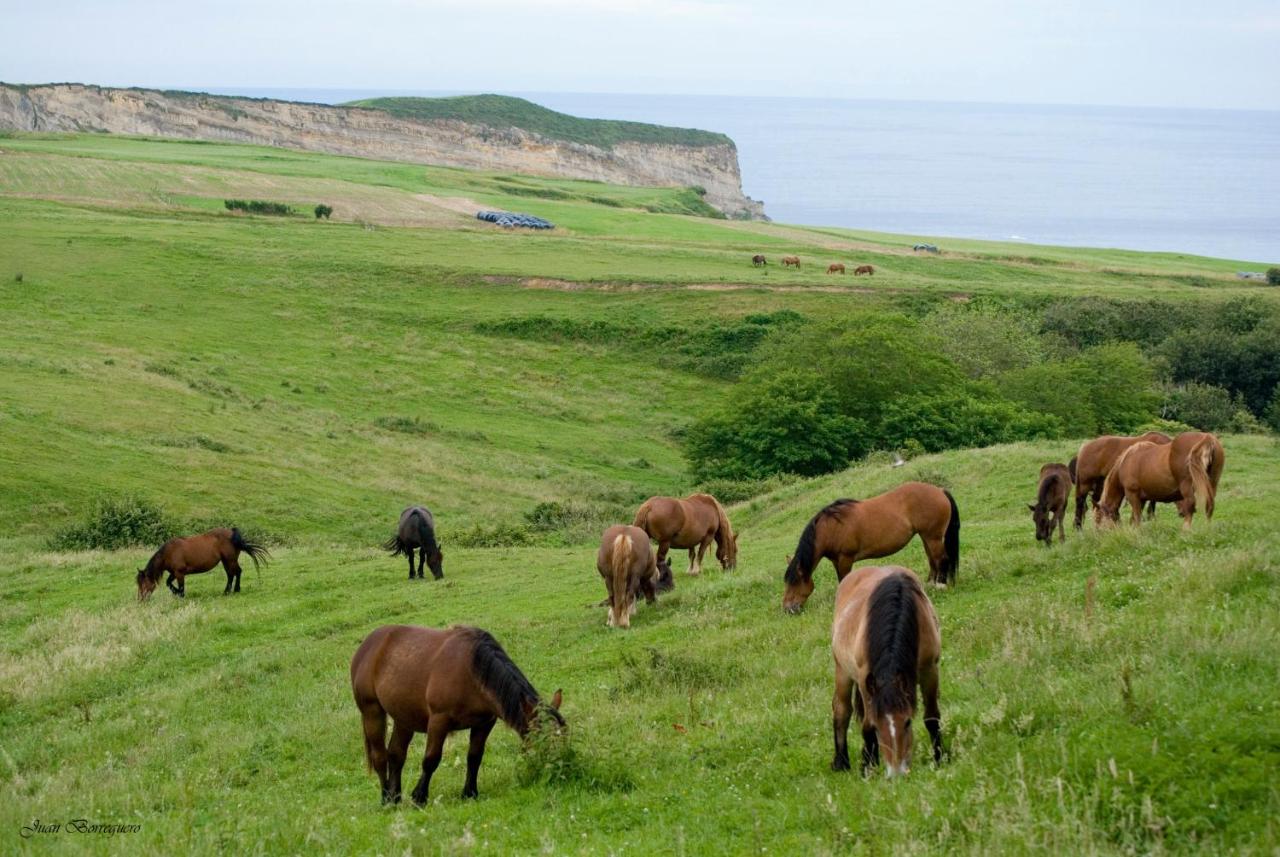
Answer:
136;527;268;600
783;482;959;613
1072;432;1171;529
782;255;801;268
1097;432;1224;529
633;493;737;576
384;506;443;580
1029;463;1072;544
827;263;846;275
831;566;942;776
350;625;565;806
853;265;875;276
596;525;668;629
752;254;767;267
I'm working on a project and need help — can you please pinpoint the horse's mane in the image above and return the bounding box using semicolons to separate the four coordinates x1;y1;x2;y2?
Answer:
784;499;857;584
464;627;561;733
866;573;921;716
140;547;165;582
1037;469;1066;507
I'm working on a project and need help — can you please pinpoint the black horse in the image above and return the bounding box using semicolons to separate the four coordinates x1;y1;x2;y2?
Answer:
384;506;443;580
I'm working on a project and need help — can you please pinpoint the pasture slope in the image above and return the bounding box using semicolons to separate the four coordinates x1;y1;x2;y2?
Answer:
1;133;1278;856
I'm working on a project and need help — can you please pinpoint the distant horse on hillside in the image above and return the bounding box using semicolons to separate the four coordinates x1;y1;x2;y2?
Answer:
136;527;269;600
782;482;959;613
827;263;846;275
782;255;801;268
1029;462;1071;544
1097;432;1224;529
633;493;737;576
1072;432;1170;529
385;506;443;580
350;625;564;805
752;254;767;267
596;525;667;629
854;265;875;276
831;566;942;776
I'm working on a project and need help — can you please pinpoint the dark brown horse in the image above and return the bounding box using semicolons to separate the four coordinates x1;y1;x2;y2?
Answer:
752;254;767;267
783;482;959;613
350;625;564;805
1029;462;1071;544
831;566;942;776
782;255;801;268
384;506;443;580
853;265;875;276
1097;432;1224;529
596;525;666;629
633;493;737;576
827;263;846;275
1071;432;1171;529
136;527;269;600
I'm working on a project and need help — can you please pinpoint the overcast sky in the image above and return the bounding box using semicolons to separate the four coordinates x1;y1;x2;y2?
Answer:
3;0;1278;110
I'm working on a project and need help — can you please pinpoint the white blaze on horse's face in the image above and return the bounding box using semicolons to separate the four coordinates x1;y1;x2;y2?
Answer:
877;711;914;777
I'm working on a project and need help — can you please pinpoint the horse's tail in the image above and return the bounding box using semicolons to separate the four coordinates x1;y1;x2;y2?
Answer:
382;531;405;556
631;500;652;532
362;708;386;774
941;490;960;585
1187;434;1219;521
1067;455;1078;485
610;533;633;627
231;527;270;579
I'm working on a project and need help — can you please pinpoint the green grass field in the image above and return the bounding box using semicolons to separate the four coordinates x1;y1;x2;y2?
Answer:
1;133;1277;855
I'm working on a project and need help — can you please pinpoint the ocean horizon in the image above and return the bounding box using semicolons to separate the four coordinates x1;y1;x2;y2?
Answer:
200;86;1280;264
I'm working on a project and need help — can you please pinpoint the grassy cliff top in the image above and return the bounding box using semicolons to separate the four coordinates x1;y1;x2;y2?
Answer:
345;93;733;149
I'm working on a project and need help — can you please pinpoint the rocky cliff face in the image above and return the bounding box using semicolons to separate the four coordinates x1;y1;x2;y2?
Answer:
0;84;766;220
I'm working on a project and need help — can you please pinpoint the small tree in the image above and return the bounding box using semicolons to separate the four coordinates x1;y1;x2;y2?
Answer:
1267;267;1280;286
314;204;333;220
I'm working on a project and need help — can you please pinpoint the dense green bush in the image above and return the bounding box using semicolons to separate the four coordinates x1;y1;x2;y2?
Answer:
923;304;1043;379
1161;382;1244;432
879;392;1061;453
694;473;798;505
1267;267;1280;286
49;496;179;551
225;199;293;216
1159;311;1280;414
314;204;333;220
450;521;536;548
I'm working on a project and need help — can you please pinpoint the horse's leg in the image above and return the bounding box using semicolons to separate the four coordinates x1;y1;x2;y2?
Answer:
410;715;450;807
695;536;713;575
1056;508;1066;543
165;571;178;594
831;666;854;772
604;573;616;627
921;662;943;766
175;572;186;598
1126;491;1144;526
856;688;879;774
1145;500;1158;521
359;705;390;804
223;560;242;594
407;551;414;580
1073;483;1089;530
417;547;426;579
462;720;495;798
833;552;855;582
922;535;946;586
385;721;413;805
655;540;670;570
686;546;699;576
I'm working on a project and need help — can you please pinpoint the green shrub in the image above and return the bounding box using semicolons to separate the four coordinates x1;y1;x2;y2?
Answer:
879;392;1061;453
1161;382;1243;432
694;473;798;504
1267;267;1280;286
923;304;1043;379
999;343;1158;436
450;522;535;548
224;199;293;216
49;496;180;551
1160;312;1280;415
314;204;333;220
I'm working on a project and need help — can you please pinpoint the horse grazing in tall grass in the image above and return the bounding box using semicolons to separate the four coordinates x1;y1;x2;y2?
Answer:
1071;432;1170;529
1029;462;1072;544
827;263;846;275
752;254;767;267
854;265;875;276
783;482;959;613
633;493;737;576
831;566;942;776
596;525;669;629
782;255;801;268
350;625;564;805
1097;432;1224;529
385;506;443;580
136;527;269;600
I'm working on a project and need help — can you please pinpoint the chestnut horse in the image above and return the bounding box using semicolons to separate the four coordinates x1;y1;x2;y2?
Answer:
782;255;801;268
1071;432;1171;529
136;527;269;600
827;263;846;275
783;482;959;613
1097;432;1224;529
384;506;443;580
831;566;942;776
853;265;875;276
1029;462;1071;544
350;625;564;805
596;525;667;629
752;254;767;267
633;493;737;576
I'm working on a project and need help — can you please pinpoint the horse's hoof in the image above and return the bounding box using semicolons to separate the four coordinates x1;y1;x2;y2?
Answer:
831;757;851;772
461;789;478;800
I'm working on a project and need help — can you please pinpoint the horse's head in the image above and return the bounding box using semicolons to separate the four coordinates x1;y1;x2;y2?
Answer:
136;568;157;601
1028;502;1053;543
655;557;675;593
522;689;567;739
782;555;813;614
717;532;739;571
1095;499;1121;527
427;547;444;579
868;678;916;777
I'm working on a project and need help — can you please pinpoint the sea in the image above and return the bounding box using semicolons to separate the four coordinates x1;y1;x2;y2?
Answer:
206;88;1280;263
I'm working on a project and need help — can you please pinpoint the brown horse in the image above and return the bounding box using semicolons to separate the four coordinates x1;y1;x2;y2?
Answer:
136;527;269;600
1097;432;1224;529
633;493;737;576
1029;463;1071;544
350;625;564;806
1071;432;1171;529
752;254;767;267
596;525;667;629
384;506;443;580
827;263;846;275
853;265;875;276
782;255;801;268
782;482;959;613
831;566;942;776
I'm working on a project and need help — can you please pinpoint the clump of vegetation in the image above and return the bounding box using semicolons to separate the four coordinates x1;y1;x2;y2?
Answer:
48;496;180;551
313;204;333;220
694;473;798;505
515;728;633;794
13;272;22;284
374;416;438;435
523;500;617;544
1267;267;1280;286
450;522;535;549
224;199;293;216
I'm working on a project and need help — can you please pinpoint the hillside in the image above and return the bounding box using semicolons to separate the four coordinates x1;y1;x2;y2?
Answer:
0;133;1278;855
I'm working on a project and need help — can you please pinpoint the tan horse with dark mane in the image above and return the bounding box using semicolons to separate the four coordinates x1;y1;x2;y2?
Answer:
1097;432;1224;529
596;525;667;629
136;527;269;600
350;625;564;805
783;482;959;613
831;566;942;776
633;493;737;576
1071;431;1171;529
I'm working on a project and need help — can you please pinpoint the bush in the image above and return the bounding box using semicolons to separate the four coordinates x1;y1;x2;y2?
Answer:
450;522;535;548
879;392;1061;453
48;496;180;551
922;304;1043;379
314;204;333;220
694;473;798;505
1160;311;1280;415
1160;382;1242;432
523;500;617;544
224;199;293;216
1264;387;1280;433
1000;343;1158;436
1268;267;1280;286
